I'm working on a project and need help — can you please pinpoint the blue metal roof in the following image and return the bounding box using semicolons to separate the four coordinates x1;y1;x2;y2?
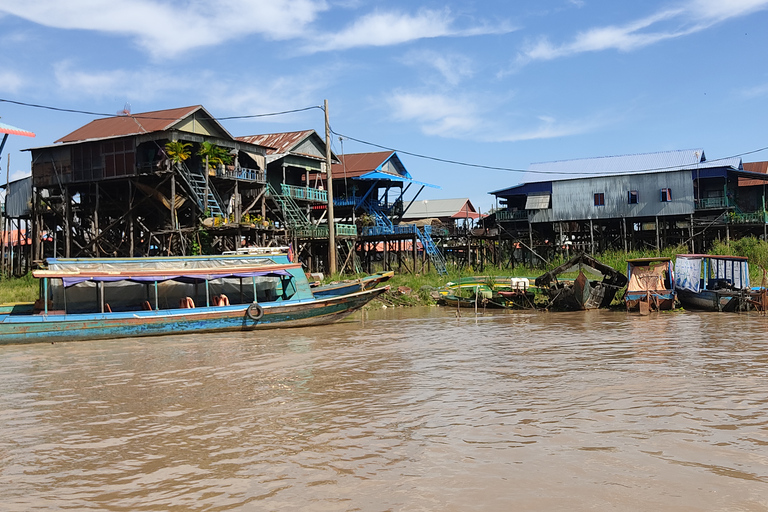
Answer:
357;171;440;189
490;149;743;197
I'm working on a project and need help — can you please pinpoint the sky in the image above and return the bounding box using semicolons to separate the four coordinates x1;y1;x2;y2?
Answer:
0;0;768;213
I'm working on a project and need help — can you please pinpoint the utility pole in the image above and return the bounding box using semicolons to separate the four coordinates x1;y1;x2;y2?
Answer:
324;99;337;275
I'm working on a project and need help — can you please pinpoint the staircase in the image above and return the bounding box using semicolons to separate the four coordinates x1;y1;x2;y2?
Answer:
266;184;312;230
176;163;225;217
417;225;447;275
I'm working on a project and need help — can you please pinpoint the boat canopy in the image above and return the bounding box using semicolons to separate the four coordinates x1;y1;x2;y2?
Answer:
58;269;291;288
675;255;749;293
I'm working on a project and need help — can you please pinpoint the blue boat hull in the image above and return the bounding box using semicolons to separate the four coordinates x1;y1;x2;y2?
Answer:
0;287;388;345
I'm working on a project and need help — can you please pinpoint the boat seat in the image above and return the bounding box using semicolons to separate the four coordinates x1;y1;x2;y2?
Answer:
179;297;195;308
213;294;230;306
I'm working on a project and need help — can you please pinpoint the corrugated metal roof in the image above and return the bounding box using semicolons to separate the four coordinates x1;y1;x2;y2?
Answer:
332;151;394;178
55;105;205;143
739;161;768;186
0;121;35;138
237;130;315;155
401;198;474;219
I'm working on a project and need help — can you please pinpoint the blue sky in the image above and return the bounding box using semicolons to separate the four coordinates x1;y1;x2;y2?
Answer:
0;0;767;213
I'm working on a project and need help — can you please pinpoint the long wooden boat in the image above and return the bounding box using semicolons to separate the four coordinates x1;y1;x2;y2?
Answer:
674;254;751;312
311;271;394;298
0;253;387;345
624;257;676;313
535;253;627;310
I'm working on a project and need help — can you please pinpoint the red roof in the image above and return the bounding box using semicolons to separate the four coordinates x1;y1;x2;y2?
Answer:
55;105;204;143
0;121;35;138
740;161;768;187
237;130;315;155
332;151;393;178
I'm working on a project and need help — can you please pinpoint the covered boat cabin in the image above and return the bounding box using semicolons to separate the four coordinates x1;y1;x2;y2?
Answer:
32;254;313;315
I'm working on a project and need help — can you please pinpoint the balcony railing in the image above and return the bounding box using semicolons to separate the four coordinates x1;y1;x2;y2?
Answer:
216;166;266;183
294;223;357;238
281;184;328;203
696;197;728;209
727;210;768;224
495;209;528;221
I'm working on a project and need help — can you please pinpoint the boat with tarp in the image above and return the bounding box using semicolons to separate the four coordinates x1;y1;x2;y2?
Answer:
624;257;676;313
674;254;752;312
0;252;387;345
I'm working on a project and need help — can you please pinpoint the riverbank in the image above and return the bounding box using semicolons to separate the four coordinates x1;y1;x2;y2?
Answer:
3;237;768;308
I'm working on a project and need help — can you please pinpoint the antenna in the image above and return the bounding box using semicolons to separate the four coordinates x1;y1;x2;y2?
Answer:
117;102;131;116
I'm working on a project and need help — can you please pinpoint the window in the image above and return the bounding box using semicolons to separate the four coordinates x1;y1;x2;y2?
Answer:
628;190;639;204
594;193;605;206
660;188;672;202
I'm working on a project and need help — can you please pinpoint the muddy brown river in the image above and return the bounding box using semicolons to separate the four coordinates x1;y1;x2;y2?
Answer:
1;307;767;511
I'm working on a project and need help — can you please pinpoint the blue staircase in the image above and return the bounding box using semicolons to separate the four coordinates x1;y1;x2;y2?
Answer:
416;226;447;275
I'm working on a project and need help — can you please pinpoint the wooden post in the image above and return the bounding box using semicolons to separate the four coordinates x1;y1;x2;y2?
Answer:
93;183;99;256
655;216;660;252
690;214;695;253
622;217;627;253
324;99;337;275
528;220;534;266
589;219;594;255
64;186;71;258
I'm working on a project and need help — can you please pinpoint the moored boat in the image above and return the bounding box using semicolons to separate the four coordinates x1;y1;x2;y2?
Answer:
535;253;628;310
0;253;387;345
624;257;676;313
674;254;751;312
311;270;394;298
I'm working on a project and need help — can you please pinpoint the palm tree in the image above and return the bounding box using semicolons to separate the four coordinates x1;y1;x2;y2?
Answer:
164;141;192;167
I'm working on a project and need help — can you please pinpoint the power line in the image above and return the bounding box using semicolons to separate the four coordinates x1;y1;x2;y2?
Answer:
3;96;768;177
0;98;322;121
331;128;768;176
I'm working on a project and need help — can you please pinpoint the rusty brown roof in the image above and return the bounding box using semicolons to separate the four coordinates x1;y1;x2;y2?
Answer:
236;130;315;155
332;151;394;178
740;161;768;187
55;105;204;143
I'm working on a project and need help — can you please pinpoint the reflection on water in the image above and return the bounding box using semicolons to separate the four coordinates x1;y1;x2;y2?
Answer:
1;308;768;511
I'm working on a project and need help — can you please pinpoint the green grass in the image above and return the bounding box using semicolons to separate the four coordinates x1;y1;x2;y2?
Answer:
0;274;38;303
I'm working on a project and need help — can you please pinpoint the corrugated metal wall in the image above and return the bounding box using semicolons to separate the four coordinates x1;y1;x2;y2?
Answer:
530;170;694;222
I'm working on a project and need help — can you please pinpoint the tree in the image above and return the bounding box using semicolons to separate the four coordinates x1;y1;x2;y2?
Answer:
197;141;233;168
164;141;192;165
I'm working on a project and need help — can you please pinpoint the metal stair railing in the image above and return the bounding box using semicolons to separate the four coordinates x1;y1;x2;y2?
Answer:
266;183;311;229
175;162;225;217
416;225;447;275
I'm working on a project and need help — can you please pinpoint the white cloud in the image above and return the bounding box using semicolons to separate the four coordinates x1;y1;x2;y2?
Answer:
738;82;768;99
401;50;474;87
490;115;596;142
387;91;481;136
308;8;512;53
0;70;25;94
0;0;328;58
516;0;768;64
53;61;183;100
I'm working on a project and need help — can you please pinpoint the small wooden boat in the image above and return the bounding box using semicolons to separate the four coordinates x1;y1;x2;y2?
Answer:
674;254;751;312
437;276;536;309
311;271;394;298
624;257;676;313
0;253;387;345
535;253;628;310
